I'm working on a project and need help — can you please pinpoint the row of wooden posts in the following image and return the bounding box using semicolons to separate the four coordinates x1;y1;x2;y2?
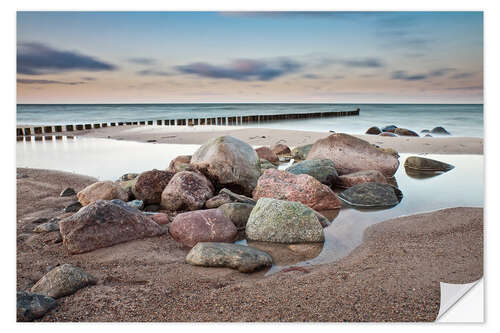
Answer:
17;108;359;137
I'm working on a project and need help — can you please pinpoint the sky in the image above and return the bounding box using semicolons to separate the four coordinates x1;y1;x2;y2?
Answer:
16;11;483;104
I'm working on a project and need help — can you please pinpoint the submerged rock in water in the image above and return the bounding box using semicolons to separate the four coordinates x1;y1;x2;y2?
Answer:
186;242;272;273
365;126;382;135
59;200;164;254
169;209;238;247
246;198;324;243
134;169;175;205
205;193;233;208
394;128;419;137
30;264;97;299
17;291;57;322
338;182;402;208
431;126;451;135
160;171;214;211
306;133;400;177
255;146;279;165
334;170;388;189
60;187;76;197
247;241;323;266
291;144;313;160
190;136;261;196
404;156;454;172
285;159;338;186
271;143;291;156
218;202;254;230
77;181;129;206
382;125;398;133
253;169;341;210
167;155;192;172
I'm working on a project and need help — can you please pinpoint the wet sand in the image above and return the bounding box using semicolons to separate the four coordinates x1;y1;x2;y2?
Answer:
16;167;483;322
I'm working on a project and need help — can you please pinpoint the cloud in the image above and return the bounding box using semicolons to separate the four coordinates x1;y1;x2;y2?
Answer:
428;68;455;77
302;74;321;79
17;78;86;85
81;77;97;81
17;42;117;75
317;57;384;68
127;57;157;65
450;72;474;79
391;68;456;81
136;69;172;76
176;58;302;81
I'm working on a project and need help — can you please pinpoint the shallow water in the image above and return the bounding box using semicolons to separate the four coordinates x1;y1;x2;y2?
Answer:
16;137;483;273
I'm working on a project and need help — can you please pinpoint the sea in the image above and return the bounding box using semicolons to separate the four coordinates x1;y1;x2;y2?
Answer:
16;103;484;137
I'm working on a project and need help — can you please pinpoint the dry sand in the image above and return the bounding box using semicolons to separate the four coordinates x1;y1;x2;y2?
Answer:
16;168;483;322
32;125;484;154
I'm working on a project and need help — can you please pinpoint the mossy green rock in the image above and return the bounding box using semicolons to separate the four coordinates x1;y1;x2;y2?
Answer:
285;159;338;185
246;198;324;243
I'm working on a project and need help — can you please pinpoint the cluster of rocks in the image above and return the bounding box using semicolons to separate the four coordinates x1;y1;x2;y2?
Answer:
365;125;451;137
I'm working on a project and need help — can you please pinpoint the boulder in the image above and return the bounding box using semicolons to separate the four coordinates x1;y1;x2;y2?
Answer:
30;264;97;299
59;200;164;254
247;241;323;266
150;213;170;225
33;220;59;233
271;144;291;155
421;129;430;133
118;178;137;200
246;198;324;243
190;136;261;196
259;159;278;171
144;204;160;212
255;147;279;165
378;132;397;137
382;125;398;133
64;201;82;213
291;144;313;160
186;242;272;273
120;173;139;181
205;193;234;208
425;134;433;137
219;188;256;205
134;169;175;204
377;147;400;158
169;209;238;247
394;128;419;137
167;155;192;172
306;133;400;177
77;181;129;206
253;169;341;210
365;126;382;135
334;170;388;188
431;126;451;135
338;182;402;208
17;291;57;322
404;156;454;172
161;171;214;211
218;203;254;230
285;159;338;186
127;199;144;210
60;187;76;197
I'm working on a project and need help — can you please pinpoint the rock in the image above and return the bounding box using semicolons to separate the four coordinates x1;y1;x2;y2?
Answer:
17;173;29;179
247;241;323;266
120;173;139;181
271;144;291;155
167;155;192;172
253;169;341;210
134;169;175;205
307;133;400;177
143;204;160;212
394;128;419;137
17;291;57;322
365;126;382;135
118;178;137;200
431;126;451;135
33;221;59;233
169;209;238;247
32;217;49;224
186;242;272;273
382;125;398;133
127;199;144;210
377;147;400;158
64;201;82;213
259;159;278;171
147;139;157;143
205;193;234;208
220;188;256;205
59;200;164;254
425;134;433;137
334;170;388;189
30;264;97;299
77;181;129;206
404;156;454;172
218;203;254;230
255;147;279;165
150;213;170;225
291;144;313;160
246;198;324;243
285;159;338;186
161;171;214;211
378;132;397;137
338;182;403;208
314;211;332;228
190;136;261;196
60;187;76;197
421;129;430;133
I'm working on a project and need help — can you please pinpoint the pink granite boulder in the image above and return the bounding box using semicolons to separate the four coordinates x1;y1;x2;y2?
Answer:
252;169;341;210
334;170;388;189
161;171;214;211
134;169;175;204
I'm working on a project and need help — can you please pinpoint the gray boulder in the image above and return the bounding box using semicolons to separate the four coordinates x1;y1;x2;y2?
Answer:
404;156;454;172
205;193;234;208
30;264;97;298
338;182;403;208
186;242;272;273
246;198;324;243
285;159;338;186
161;171;214;211
291;144;312;160
17;291;57;322
218;203;254;230
33;220;59;233
220;188;256;205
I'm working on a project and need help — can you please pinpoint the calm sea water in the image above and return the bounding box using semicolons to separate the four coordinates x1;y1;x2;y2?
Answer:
17;103;484;137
